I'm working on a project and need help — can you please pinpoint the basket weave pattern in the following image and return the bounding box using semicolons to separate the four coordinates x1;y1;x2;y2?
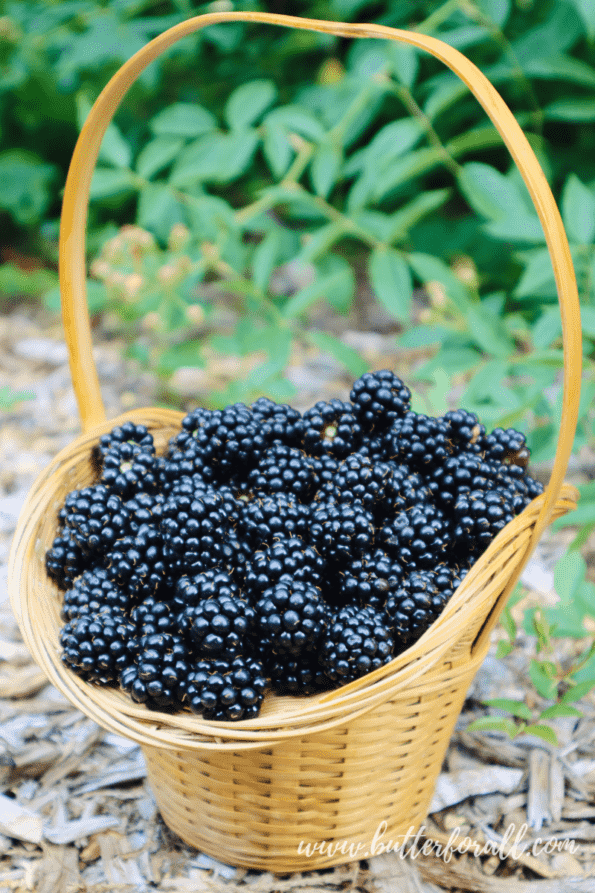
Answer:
9;12;582;872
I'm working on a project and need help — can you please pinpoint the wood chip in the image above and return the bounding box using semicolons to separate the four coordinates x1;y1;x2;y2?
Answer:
430;767;523;812
0;792;43;843
528;749;552;831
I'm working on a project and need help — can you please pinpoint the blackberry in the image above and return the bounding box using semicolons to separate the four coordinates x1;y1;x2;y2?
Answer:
387;412;450;469
101;442;161;496
120;631;190;709
60;607;137;685
428;453;496;507
183;655;267;721
173;569;240;613
452;489;514;555
481;427;530;468
339;550;404;609
320;604;394;684
174;403;265;481
350;370;411;431
247;444;318;501
318;454;391;510
106;522;168;598
385;566;463;651
61;567;130;621
161;488;230;575
253;580;329;658
238;494;309;550
442;410;485;455
266;656;332;696
178;595;255;659
46;528;87;590
245;537;326;597
310;501;375;562
380;465;433;518
58;485;129;557
91;422;155;474
302;399;362;458
378;503;449;568
251;397;305;448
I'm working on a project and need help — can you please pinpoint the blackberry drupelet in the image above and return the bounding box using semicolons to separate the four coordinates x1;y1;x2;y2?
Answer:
319;604;394;684
310;501;375;563
91;421;155;474
247;444;318;501
253;580;329;658
46;528;87;590
385;566;464;651
350;370;411;432
183;655;268;720
61;567;130;621
60;607;137;685
378;503;449;568
302;399;362;458
178;594;255;659
238;494;309;549
244;537;326;597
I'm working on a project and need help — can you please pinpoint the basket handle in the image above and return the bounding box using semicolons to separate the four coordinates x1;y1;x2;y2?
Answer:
60;10;581;568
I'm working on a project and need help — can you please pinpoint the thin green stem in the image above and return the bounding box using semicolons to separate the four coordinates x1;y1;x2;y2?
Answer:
415;0;461;34
389;80;462;178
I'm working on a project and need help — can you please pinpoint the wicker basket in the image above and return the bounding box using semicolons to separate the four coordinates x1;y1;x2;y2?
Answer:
9;12;582;873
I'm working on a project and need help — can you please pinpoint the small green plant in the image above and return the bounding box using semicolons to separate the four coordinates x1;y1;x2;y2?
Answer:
0;385;35;410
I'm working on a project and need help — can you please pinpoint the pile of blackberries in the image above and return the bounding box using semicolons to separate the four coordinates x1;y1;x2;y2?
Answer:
46;370;543;721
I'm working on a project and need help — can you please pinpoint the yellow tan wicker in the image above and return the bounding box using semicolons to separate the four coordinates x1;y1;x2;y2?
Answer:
9;12;582;872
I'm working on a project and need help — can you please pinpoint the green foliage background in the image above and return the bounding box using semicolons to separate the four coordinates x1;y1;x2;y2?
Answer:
2;0;595;735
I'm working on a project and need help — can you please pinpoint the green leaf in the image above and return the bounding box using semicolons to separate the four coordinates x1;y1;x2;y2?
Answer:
522;724;559;746
561;679;595;703
225;80;277;130
523;54;595;90
384;190;451;244
539;703;582;720
251;229;282;294
262;121;294;178
295;221;344;266
408;253;469;312
368;249;412;323
581;306;595;338
169;130;259;186
98;121;131;169
496;641;514;658
264;105;325;142
554;550;586;604
0;151;56;225
458;162;537;223
543;99;595;122
483;698;533;721
0;386;35;410
568;0;595;39
310;144;342;198
158;339;205;376
529;659;559;700
386;42;419;87
315;255;355;313
515;248;556;299
136;136;184;180
90;167;137;200
462;300;515;359
466;716;520;737
562;175;595;244
307;332;368;377
150;103;217;137
282;259;354;319
500;605;517;642
136;184;184;241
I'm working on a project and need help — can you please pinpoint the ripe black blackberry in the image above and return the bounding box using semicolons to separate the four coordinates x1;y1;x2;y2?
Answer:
251;397;305;448
265;656;332;696
106;522;169;599
178;594;255;659
452;489;515;555
61;567;130;621
428;453;495;507
244;537;326;597
173;403;266;481
132;596;180;638
101;441;161;496
253;580;329;659
57;485;131;557
183;655;268;721
350;370;411;431
238;494;309;549
387;411;450;469
481;427;530;468
120;631;191;710
60;607;137;685
318;454;391;510
385;566;464;651
378;503;449;568
442;409;485;455
339;550;403;609
310;500;375;563
173;569;240;613
377;465;432;519
302;399;362;458
319;604;394;684
46;528;87;590
91;421;155;475
247;444;318;501
161;487;231;575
